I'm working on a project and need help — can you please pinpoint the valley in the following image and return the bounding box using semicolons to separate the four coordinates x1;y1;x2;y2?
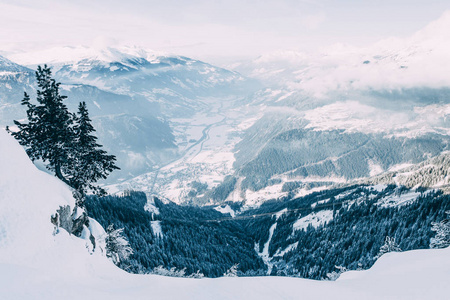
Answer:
1;2;450;300
107;94;261;203
2;43;450;207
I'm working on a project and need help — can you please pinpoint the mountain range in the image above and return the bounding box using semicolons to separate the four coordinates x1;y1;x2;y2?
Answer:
1;12;450;207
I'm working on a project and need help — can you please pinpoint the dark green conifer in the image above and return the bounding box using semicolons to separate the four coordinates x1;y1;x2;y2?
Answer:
71;101;119;198
8;65;119;204
9;65;74;186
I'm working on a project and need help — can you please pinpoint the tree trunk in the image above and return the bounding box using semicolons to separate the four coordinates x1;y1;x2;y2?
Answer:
55;162;71;186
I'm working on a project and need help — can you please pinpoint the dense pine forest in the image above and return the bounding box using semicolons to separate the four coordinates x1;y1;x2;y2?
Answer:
86;185;450;279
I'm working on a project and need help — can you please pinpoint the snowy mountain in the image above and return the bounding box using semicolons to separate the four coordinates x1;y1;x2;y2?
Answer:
193;12;450;205
365;151;450;192
105;13;450;206
1;127;449;300
0;47;259;184
0;55;34;121
115;102;450;205
10;46;254;118
2;13;450;206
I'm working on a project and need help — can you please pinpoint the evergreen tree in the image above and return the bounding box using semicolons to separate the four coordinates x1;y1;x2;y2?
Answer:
8;65;74;185
376;236;402;259
326;265;347;281
223;263;239;277
430;211;450;249
8;66;119;203
71;101;119;198
104;224;133;266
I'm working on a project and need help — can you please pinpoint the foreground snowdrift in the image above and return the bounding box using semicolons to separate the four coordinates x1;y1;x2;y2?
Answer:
0;129;449;299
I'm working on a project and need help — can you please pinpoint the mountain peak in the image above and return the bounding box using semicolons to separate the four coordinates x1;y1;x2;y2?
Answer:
0;54;31;72
6;45;167;66
412;10;450;42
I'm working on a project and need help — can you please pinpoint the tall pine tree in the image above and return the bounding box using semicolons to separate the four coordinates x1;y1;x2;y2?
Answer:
9;65;74;186
71;101;119;197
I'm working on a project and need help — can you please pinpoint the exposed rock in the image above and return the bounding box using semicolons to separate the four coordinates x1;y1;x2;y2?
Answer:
51;204;96;250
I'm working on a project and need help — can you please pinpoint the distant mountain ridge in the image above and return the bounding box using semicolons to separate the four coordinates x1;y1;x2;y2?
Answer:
2;13;450;206
9;46;253;117
0;48;258;185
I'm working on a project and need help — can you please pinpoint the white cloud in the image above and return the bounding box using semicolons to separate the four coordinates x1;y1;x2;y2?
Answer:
239;10;450;95
0;1;448;65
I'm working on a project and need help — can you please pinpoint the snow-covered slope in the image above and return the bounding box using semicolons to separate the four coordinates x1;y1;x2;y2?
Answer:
0;128;115;280
1;128;450;299
0;129;73;261
3;247;450;300
366;152;450;192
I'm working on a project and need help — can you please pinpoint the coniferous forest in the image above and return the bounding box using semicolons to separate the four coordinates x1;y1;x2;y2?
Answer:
86;185;450;279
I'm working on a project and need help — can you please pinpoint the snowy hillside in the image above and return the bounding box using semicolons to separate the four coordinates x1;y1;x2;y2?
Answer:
0;129;110;270
2;247;450;300
366;151;450;192
1;127;449;299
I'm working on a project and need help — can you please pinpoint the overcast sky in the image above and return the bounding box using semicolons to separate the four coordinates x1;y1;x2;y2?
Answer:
0;0;449;65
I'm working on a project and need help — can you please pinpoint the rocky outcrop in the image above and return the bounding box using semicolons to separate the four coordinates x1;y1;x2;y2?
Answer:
51;205;96;250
